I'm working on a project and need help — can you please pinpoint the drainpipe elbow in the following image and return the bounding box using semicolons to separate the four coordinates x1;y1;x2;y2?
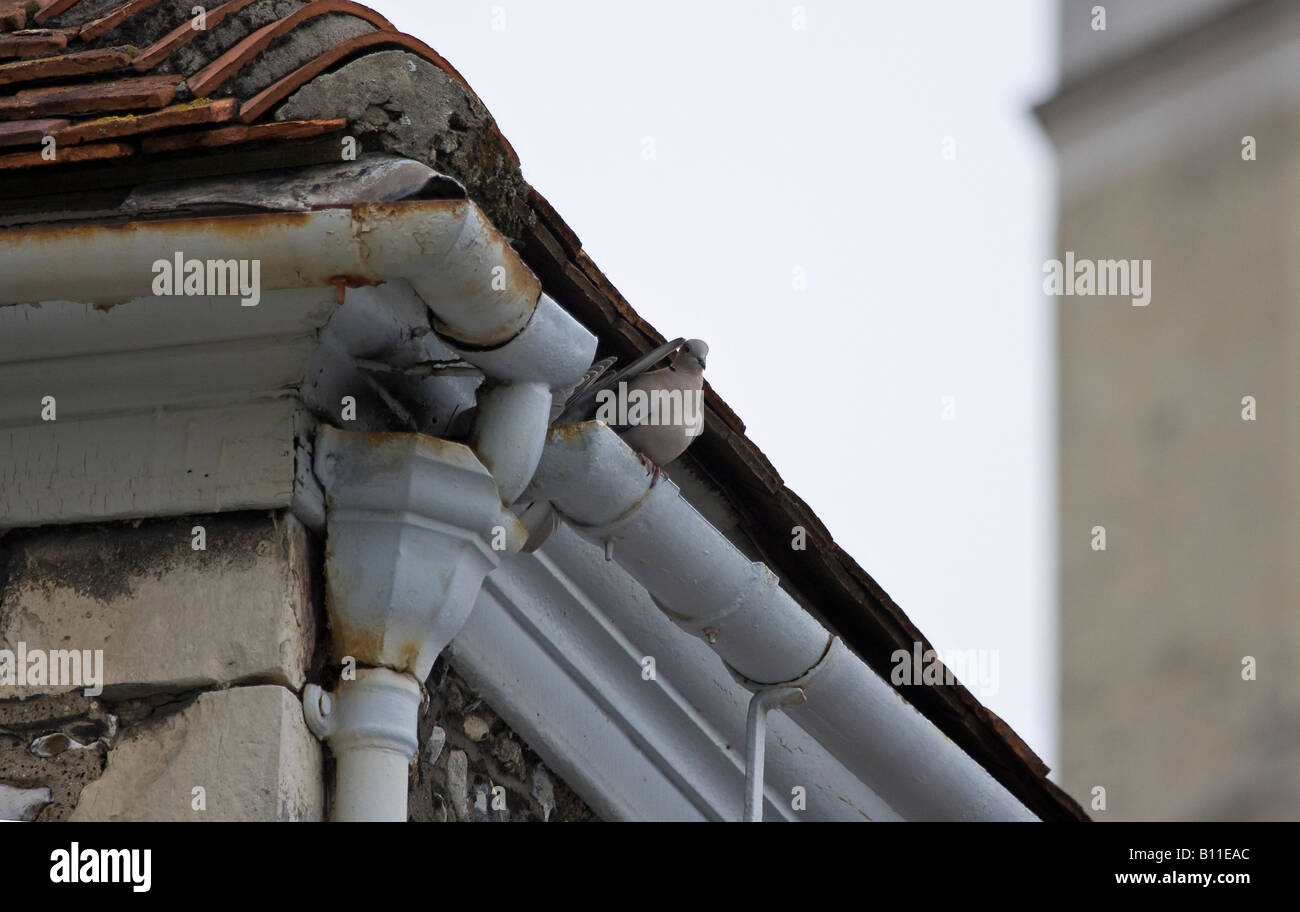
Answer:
469;380;553;504
444;295;598;501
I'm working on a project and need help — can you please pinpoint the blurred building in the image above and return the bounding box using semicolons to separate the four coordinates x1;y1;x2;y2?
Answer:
1039;0;1300;819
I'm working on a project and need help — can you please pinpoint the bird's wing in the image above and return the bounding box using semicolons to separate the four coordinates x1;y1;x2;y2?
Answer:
550;356;616;422
554;337;685;425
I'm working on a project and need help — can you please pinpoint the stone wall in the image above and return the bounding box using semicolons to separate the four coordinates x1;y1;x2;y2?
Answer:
411;658;597;823
0;509;596;822
0;512;324;821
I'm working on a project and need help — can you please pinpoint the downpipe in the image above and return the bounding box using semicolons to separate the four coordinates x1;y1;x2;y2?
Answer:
303;669;421;822
300;227;593;821
452;295;595;504
0;200;600;822
307;301;594;820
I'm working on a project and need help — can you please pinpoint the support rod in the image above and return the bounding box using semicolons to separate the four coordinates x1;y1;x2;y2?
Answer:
743;686;806;822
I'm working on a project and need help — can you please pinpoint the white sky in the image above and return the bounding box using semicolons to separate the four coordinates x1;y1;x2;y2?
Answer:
367;0;1062;769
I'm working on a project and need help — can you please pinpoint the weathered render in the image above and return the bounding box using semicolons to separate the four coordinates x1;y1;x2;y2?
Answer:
2;514;315;694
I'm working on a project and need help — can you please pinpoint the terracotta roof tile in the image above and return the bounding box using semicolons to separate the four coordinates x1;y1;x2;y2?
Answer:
32;0;78;28
0;29;69;58
138;116;344;153
0;44;131;85
129;0;263;72
0;137;129;167
0;0;498;173
0;114;66;145
52;96;236;144
78;0;161;43
188;1;390;99
0;72;179;119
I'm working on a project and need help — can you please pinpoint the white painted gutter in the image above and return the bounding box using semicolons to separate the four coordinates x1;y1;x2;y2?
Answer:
1;202;1034;820
0;203;593;505
0;203;533;342
525;421;1037;821
0;200;594;523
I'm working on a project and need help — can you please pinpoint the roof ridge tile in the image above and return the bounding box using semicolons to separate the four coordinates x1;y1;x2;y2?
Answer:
237;29;472;124
78;0;162;43
188;0;390;99
32;0;81;28
130;0;261;72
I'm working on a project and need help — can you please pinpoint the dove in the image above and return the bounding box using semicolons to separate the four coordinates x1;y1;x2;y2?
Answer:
552;336;686;426
614;338;708;477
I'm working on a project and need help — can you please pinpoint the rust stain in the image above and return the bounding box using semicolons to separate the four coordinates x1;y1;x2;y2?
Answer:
351;199;466;222
331;622;384;668
548;422;595;444
325;560;424;677
351;199;537;304
329;273;379;296
395;641;421;674
0;206;319;246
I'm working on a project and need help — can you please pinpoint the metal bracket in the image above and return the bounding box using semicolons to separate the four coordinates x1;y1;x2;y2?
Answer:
744;686;806;822
302;683;335;740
